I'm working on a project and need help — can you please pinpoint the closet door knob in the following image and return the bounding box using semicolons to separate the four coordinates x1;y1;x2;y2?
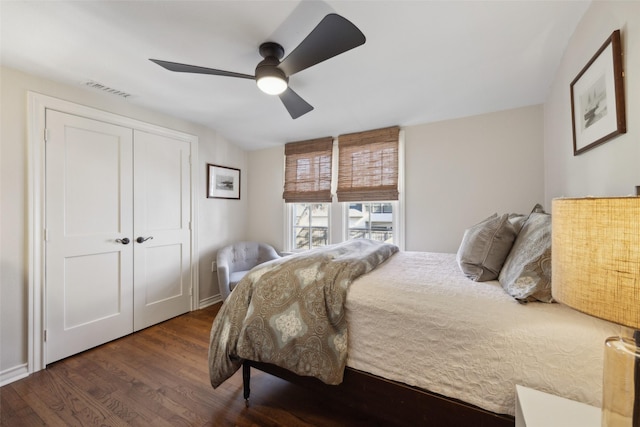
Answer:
136;236;154;244
115;237;130;245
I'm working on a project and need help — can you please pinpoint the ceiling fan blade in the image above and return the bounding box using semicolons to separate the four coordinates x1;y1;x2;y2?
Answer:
279;13;366;76
150;59;254;80
279;87;314;119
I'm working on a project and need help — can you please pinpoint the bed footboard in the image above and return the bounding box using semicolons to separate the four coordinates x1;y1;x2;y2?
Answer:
243;361;514;427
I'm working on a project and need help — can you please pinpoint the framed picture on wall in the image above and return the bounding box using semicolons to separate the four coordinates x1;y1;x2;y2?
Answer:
570;29;626;156
207;164;241;199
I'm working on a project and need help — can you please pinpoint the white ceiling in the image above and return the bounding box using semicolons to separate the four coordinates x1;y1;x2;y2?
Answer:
1;1;590;151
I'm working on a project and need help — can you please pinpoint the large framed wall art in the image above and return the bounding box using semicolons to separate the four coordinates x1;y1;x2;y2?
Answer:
570;29;626;156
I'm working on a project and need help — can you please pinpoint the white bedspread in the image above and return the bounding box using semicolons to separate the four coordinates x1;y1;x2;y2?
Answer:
345;251;623;416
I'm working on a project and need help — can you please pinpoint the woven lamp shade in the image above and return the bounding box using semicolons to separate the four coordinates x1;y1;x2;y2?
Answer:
552;197;640;330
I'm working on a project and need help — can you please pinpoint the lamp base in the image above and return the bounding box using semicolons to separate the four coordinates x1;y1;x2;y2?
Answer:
602;333;640;427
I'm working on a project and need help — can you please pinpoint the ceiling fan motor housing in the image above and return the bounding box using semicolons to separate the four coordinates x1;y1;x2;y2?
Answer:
255;42;288;94
255;57;288;83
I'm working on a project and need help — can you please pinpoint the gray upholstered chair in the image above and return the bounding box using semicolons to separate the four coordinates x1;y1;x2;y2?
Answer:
217;241;281;300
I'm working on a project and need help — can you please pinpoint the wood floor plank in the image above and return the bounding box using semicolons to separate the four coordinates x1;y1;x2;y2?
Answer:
11;371;115;427
88;349;198;425
0;384;46;426
50;358;169;427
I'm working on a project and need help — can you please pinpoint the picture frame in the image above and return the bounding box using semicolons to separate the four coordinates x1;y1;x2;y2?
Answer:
207;164;240;199
570;29;626;156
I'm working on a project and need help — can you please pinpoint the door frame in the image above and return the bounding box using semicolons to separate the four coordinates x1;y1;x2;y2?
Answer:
27;92;199;374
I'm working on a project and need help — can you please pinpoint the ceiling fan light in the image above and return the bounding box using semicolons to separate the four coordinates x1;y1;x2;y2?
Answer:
257;75;288;95
255;61;288;95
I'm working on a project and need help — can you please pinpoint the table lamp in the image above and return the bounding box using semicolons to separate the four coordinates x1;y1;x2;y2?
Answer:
552;197;640;427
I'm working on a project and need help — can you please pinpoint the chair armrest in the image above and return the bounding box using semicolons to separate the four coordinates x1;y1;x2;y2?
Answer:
217;254;231;300
258;245;281;263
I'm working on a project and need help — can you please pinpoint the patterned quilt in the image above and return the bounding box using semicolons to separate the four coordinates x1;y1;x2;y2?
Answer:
208;239;398;388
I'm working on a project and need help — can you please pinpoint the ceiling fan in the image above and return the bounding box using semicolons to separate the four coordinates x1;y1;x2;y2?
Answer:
150;13;365;119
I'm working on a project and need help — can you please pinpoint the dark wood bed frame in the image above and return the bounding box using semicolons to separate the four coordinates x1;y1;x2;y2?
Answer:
243;361;515;427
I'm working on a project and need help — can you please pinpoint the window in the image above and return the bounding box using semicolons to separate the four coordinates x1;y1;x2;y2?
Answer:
338;126;402;247
284;127;404;251
283;138;334;252
346;202;396;244
290;203;330;250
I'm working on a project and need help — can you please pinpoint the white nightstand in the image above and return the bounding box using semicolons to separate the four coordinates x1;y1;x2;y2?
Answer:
515;385;601;427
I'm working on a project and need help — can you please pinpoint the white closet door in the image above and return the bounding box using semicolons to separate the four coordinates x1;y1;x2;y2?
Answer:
132;130;192;331
45;110;134;364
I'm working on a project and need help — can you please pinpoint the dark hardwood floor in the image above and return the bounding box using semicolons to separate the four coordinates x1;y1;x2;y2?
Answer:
0;304;380;427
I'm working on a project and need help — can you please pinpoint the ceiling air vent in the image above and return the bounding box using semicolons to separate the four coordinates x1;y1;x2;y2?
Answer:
83;80;132;98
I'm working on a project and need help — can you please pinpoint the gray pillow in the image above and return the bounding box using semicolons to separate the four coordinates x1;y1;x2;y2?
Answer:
509;204;545;234
498;212;553;303
457;213;517;282
508;213;527;234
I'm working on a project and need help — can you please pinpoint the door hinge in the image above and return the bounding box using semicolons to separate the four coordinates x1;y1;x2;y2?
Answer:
189;286;192;296
44;128;50;143
44;228;49;242
44;330;47;342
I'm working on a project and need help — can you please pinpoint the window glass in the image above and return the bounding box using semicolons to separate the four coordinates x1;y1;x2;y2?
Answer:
347;202;394;244
292;203;330;250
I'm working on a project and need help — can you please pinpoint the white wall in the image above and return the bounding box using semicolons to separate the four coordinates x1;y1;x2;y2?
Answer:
404;105;544;253
247;105;545;254
197;130;249;305
246;145;286;251
544;0;640;203
0;66;247;379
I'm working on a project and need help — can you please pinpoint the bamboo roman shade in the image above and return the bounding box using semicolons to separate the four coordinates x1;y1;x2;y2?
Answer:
282;137;333;203
337;126;399;202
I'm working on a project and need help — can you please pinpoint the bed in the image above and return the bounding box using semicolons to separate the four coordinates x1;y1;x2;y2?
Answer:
208;219;622;425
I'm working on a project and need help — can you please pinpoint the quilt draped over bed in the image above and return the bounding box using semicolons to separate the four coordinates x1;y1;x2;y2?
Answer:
208;239;398;388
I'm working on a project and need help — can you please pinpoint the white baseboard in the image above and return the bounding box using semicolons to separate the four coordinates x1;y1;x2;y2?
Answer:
199;295;222;309
1;363;29;387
